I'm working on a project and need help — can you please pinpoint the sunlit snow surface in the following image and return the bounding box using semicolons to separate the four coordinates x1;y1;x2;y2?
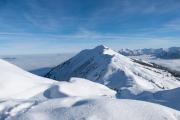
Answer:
46;45;180;98
5;98;180;120
0;46;180;120
0;60;179;120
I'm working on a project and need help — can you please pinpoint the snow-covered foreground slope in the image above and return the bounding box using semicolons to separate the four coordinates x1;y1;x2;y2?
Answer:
46;45;180;98
0;59;180;120
0;59;115;100
0;59;53;99
6;98;180;120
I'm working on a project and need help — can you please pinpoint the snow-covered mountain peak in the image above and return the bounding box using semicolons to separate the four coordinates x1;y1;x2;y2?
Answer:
93;45;108;51
85;45;129;61
88;45;116;56
46;46;180;98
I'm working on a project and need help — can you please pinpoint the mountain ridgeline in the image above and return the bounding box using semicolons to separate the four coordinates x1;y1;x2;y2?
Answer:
0;46;180;120
45;45;180;98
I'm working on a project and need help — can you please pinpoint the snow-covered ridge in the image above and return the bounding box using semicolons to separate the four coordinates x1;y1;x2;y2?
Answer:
0;53;180;120
119;47;180;59
46;45;180;98
0;59;115;100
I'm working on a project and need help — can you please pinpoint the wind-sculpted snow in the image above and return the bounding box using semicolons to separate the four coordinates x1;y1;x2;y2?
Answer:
0;59;115;100
6;98;180;120
46;45;180;98
0;59;117;119
0;46;180;120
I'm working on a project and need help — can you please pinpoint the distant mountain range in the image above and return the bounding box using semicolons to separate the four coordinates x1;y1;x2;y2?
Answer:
119;47;180;59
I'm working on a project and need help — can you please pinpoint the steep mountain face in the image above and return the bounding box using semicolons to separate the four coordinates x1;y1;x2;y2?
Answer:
45;45;180;98
119;47;180;59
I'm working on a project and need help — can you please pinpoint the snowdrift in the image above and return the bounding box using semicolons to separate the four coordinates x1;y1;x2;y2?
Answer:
6;98;180;120
0;59;115;100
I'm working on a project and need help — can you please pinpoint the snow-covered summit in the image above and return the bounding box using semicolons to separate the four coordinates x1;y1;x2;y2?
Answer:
46;45;180;97
93;45;108;50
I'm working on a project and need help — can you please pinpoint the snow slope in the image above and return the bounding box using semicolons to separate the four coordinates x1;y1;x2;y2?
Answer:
151;87;180;111
6;98;180;120
0;59;115;100
46;45;180;98
0;59;180;120
0;59;53;100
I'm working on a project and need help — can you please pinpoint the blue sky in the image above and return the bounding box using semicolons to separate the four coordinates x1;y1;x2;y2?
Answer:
0;0;180;55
